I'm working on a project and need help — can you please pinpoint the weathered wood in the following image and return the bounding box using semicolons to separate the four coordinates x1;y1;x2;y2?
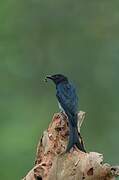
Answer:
23;112;119;180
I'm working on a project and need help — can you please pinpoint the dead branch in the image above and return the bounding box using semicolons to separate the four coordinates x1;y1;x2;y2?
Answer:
22;111;119;180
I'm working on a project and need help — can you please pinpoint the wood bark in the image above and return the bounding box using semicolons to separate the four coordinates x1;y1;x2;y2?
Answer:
23;111;119;180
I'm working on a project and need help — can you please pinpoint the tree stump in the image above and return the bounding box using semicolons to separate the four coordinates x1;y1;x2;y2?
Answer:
22;111;119;180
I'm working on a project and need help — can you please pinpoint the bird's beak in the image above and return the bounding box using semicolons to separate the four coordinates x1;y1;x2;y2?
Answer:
46;75;54;80
44;75;53;82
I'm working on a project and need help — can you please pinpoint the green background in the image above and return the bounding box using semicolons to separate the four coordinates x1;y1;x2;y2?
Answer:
0;0;119;179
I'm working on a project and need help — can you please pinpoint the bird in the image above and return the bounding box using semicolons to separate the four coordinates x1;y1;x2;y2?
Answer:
45;74;86;153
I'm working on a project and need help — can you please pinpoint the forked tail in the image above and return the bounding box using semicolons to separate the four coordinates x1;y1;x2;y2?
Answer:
66;116;86;153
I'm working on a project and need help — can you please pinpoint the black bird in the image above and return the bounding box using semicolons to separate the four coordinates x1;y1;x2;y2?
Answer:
46;74;86;153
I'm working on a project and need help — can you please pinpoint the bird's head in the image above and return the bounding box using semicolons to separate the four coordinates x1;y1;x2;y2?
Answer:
45;74;68;85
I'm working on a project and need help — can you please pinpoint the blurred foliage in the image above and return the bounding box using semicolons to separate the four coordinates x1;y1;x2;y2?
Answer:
0;0;119;179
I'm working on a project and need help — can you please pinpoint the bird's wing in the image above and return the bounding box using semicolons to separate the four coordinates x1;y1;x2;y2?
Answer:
56;83;78;116
56;88;78;127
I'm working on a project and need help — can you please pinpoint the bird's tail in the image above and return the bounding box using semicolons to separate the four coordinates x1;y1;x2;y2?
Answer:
66;118;86;153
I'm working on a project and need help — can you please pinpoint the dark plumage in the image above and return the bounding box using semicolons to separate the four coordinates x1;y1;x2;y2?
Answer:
46;74;86;153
